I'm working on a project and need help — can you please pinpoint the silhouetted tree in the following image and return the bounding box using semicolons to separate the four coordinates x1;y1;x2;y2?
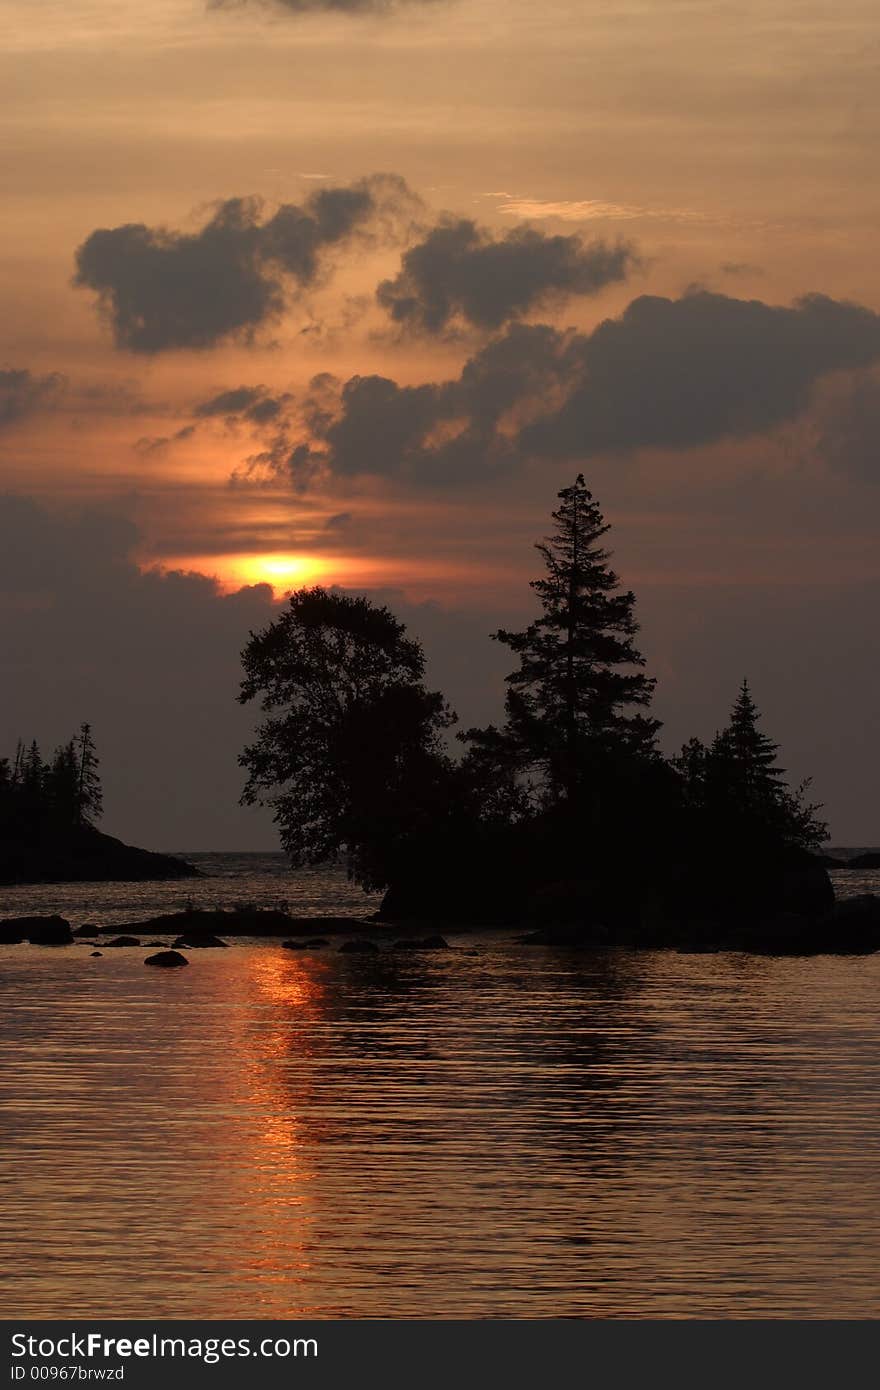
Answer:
239;587;456;890
46;740;80;826
465;475;659;817
75;722;103;825
675;681;826;850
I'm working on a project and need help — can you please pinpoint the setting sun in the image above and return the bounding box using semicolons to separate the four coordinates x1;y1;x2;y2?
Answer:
234;554;327;589
161;552;331;594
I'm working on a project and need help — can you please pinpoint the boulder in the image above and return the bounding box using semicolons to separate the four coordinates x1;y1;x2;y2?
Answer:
171;934;228;949
1;914;72;945
144;950;189;968
339;939;379;953
30;919;75;945
103;935;141;948
74;924;98;936
90;951;103;957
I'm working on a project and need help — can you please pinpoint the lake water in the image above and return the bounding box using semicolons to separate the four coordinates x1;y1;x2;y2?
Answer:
1;854;879;1319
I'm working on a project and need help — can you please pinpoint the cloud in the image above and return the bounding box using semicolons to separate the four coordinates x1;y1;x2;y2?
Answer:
194;385;291;425
0;368;65;428
276;291;880;486
133;426;197;457
208;0;439;13
486;197;663;223
813;371;880;482
74;174;419;353
524;291;880;460
376;218;636;334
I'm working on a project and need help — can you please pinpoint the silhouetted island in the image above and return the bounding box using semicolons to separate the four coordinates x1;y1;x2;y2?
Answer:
0;724;197;884
236;475;876;958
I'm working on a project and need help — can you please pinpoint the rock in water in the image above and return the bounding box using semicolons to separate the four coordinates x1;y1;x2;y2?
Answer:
171;934;228;949
1;914;73;945
339;939;379;953
103;936;141;948
90;951;103;957
282;940;309;950
144;950;189;969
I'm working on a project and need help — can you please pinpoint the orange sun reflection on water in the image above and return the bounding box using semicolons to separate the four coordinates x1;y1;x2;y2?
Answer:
224;951;330;1287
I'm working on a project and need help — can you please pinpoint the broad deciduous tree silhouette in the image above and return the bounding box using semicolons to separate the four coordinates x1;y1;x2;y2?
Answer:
238;586;456;890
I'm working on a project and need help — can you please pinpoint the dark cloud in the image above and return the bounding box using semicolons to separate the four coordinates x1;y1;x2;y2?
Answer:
813;372;880;482
74;174;418;353
194;385;292;426
377;218;636;334
133;426;197;456
281;291;880;486
0;368;65;428
524;291;880;459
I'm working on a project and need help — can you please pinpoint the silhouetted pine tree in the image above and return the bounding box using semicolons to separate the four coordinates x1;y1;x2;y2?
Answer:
75;723;103;825
468;475;659;813
701;681;826;848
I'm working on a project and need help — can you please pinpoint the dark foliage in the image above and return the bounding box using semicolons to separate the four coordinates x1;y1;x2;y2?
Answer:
0;723;104;840
239;586;457;890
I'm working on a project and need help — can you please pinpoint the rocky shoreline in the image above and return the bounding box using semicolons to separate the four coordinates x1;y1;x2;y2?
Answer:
3;892;880;957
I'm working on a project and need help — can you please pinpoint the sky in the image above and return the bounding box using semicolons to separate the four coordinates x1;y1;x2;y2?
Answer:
2;0;879;848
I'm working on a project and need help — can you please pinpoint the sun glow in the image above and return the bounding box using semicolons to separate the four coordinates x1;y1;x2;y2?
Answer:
162;552;332;594
236;554;325;588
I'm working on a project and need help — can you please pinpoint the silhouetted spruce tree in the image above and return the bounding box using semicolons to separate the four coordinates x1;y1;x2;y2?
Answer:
700;681;826;849
75;723;103;825
467;475;659;815
239;587;456;890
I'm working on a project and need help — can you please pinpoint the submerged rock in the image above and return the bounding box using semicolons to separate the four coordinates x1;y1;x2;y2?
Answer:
339;939;379;953
171;934;228;949
519;923;610;948
393;935;451;951
103;935;141;948
144;949;189;969
100;908;373;938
